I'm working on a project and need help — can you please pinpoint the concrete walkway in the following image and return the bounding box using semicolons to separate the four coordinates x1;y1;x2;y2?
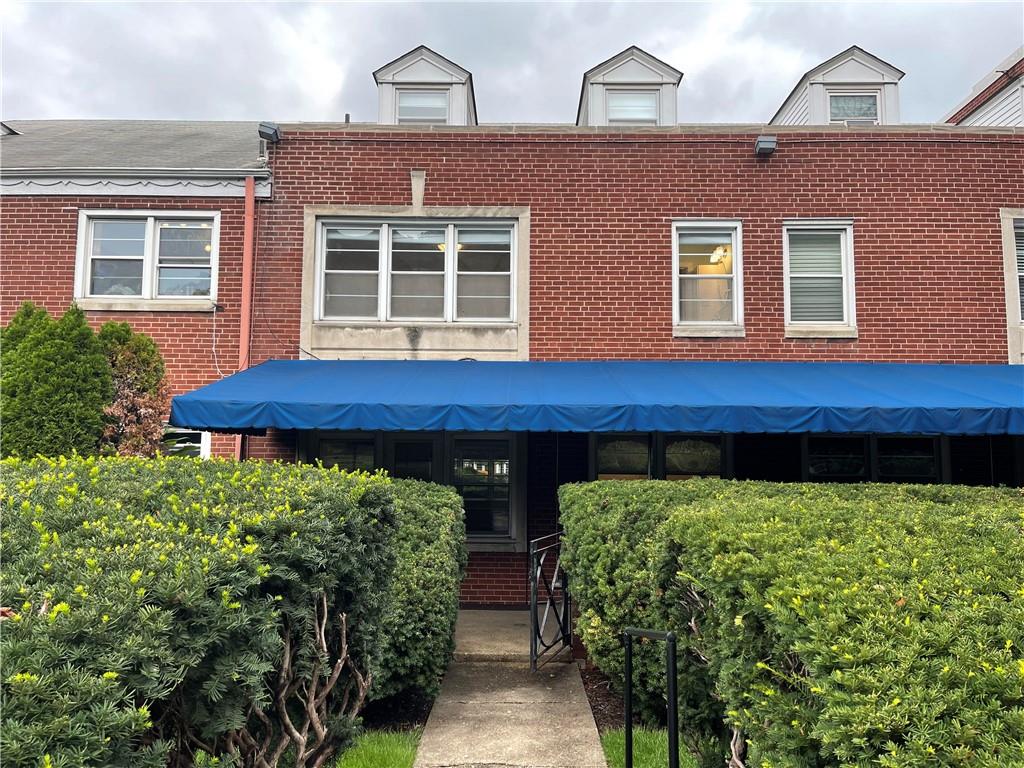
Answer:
414;611;606;768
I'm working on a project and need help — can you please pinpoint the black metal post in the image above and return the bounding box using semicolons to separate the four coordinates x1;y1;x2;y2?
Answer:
529;539;538;673
622;627;680;768
666;633;679;768
624;631;633;768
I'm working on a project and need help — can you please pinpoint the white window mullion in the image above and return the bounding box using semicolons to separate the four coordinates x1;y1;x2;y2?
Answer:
379;223;389;322
444;224;456;322
142;216;156;299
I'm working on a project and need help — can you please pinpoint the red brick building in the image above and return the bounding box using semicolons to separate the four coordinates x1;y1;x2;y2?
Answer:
3;47;1023;607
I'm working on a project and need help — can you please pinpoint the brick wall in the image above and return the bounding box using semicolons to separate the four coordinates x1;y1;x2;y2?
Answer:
0;195;247;399
253;128;1024;366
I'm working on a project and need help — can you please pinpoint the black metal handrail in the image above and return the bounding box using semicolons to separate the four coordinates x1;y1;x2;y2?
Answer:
529;530;572;671
623;627;680;768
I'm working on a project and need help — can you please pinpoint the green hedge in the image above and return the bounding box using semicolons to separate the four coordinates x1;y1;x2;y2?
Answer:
374;479;467;701
560;479;1024;768
0;456;402;767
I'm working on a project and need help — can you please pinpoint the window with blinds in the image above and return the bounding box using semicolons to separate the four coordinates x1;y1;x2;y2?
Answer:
784;224;853;327
319;220;515;323
606;90;659;125
1016;223;1024;322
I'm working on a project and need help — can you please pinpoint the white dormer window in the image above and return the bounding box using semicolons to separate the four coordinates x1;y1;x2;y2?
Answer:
577;46;682;127
829;93;879;124
606;90;659;125
397;90;449;124
374;46;476;126
769;46;903;126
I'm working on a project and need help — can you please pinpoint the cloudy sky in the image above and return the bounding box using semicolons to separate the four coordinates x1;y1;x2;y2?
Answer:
2;1;1022;124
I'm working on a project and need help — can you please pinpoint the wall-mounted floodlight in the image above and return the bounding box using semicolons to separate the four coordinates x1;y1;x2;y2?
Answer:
754;135;777;156
258;122;281;143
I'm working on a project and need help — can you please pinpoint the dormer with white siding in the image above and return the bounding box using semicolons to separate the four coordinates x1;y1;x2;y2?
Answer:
945;47;1023;127
577;47;682;127
770;46;904;126
374;46;477;126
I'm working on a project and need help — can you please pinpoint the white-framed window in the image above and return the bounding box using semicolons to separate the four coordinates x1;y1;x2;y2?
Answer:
606;89;659;125
672;220;743;330
396;89;450;124
829;92;879;125
75;210;219;304
1015;221;1024;323
161;427;211;459
783;220;856;334
317;220;516;324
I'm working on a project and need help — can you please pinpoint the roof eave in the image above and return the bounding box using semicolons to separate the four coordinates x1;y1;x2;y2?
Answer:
0;167;271;179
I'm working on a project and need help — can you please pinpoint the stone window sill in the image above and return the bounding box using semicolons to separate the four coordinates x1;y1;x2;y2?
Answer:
673;324;746;338
785;325;859;339
467;539;521;554
76;298;217;313
314;320;518;330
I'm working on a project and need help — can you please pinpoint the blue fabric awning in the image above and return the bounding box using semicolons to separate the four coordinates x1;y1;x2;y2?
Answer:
170;359;1024;435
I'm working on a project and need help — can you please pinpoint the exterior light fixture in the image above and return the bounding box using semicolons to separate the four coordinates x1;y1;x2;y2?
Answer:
258;122;281;143
755;135;777;156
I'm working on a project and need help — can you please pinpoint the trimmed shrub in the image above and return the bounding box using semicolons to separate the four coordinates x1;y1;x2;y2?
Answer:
561;480;1024;768
1;303;112;458
1;456;397;767
373;479;467;701
98;322;170;457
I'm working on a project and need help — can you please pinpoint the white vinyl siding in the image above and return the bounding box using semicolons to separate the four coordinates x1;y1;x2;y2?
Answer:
75;210;219;306
318;220;515;324
783;221;856;334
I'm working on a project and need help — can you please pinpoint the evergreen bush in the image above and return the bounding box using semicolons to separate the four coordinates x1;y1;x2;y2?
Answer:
560;479;1024;767
1;456;397;767
0;303;112;458
373;479;467;700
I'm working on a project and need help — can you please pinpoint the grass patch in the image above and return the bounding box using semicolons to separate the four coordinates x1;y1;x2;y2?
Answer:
601;728;697;768
336;730;420;768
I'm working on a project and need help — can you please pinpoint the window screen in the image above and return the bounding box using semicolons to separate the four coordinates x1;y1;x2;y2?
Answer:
787;229;846;323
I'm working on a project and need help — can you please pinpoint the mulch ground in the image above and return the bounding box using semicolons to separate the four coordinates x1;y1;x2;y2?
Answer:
580;663;625;734
360;692;433;732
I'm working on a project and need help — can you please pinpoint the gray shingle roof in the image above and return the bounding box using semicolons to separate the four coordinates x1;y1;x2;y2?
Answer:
0;120;266;173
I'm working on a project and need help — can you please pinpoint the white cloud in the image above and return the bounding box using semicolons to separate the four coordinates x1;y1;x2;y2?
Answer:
1;1;1021;123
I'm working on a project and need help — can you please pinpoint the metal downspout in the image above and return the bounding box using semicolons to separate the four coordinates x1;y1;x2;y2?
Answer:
234;175;256;460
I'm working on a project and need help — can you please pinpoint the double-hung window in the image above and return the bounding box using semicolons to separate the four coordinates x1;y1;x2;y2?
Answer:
318;220;515;323
673;220;743;334
783;220;856;336
606;90;659;125
76;210;219;305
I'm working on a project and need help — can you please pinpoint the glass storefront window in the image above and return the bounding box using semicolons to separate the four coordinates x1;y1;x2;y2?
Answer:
664;436;721;480
596;435;650;480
